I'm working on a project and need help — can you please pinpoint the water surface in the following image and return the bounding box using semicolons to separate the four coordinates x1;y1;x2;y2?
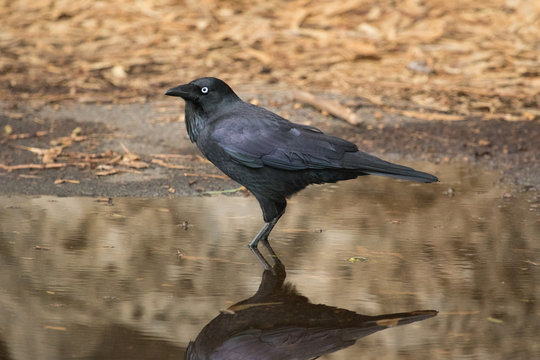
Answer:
0;165;538;359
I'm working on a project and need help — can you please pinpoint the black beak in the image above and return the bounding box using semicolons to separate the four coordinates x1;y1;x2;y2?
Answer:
165;83;197;100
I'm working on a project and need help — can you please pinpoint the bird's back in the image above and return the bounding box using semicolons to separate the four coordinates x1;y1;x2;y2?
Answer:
198;101;435;202
196;102;360;197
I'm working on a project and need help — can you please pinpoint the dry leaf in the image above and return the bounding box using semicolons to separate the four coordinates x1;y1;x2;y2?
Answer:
42;146;63;164
95;168;119;176
0;0;538;119
4;125;12;135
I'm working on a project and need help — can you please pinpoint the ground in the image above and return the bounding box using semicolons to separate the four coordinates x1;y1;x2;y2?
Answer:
0;0;539;195
0;92;538;197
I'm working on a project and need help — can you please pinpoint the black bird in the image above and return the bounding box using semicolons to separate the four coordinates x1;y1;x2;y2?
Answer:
186;251;437;360
165;77;438;250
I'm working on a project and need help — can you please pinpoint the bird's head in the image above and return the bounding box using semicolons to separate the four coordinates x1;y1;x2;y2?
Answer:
165;77;240;113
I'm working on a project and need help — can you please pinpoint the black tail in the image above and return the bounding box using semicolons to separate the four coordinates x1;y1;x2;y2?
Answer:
341;309;438;342
364;309;439;328
343;151;438;183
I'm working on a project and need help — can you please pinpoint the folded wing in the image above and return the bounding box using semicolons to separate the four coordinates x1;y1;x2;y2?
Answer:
213;104;358;170
212;103;437;183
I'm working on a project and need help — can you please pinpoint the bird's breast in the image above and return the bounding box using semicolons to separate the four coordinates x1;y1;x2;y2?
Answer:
185;103;206;143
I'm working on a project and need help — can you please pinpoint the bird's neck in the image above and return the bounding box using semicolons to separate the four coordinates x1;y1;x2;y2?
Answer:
184;102;205;143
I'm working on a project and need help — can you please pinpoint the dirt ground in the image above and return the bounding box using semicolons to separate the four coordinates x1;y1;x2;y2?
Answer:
0;91;538;197
0;0;539;196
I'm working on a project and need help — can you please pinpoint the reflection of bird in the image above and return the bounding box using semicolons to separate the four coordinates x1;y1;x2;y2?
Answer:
166;78;438;250
186;251;437;360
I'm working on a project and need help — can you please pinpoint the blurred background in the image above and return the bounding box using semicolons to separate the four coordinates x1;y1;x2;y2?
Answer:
1;0;539;120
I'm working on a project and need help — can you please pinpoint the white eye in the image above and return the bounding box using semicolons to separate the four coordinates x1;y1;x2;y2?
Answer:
201;86;209;94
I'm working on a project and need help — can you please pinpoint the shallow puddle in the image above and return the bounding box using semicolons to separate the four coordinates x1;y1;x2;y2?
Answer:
0;166;539;359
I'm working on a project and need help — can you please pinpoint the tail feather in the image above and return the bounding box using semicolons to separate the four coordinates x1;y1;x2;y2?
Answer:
343;151;438;183
342;309;439;341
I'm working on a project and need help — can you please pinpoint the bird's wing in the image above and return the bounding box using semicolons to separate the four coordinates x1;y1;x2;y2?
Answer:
210;327;356;360
212;105;358;170
206;310;437;360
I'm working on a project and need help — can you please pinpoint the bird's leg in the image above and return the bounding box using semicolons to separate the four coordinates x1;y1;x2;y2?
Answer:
261;237;278;260
248;245;273;271
248;214;281;249
248;221;274;249
249;220;282;273
248;209;283;272
249;239;283;274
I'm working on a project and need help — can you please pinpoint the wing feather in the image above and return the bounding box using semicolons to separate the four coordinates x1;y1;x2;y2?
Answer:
212;103;358;171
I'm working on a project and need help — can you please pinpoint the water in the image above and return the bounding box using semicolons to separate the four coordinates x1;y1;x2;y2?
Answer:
0;166;538;359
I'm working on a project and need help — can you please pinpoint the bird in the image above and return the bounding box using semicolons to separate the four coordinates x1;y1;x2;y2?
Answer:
165;77;438;250
186;251;437;360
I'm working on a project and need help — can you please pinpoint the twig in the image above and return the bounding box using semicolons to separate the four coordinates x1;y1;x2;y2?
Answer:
151;158;190;169
201;186;246;195
54;179;80;184
292;90;361;125
387;109;466;121
0;163;67;171
183;173;229;180
152;154;194;159
95;168;142;176
6;130;49;140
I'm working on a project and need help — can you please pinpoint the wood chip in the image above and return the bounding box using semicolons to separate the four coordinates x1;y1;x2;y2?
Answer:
1;0;538;118
292;90;361;125
54;179;80;184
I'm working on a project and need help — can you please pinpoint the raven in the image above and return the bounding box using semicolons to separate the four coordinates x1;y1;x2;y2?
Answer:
186;251;437;360
165;77;437;249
